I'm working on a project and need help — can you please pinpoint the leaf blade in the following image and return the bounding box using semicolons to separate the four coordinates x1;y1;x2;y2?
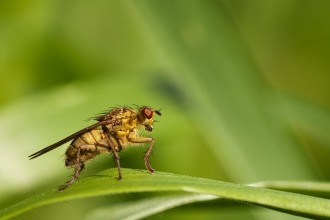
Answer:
1;168;330;220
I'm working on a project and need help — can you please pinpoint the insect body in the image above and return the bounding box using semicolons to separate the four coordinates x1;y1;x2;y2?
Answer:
29;106;162;192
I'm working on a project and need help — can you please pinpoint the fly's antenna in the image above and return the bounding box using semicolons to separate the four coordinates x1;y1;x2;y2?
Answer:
155;107;163;116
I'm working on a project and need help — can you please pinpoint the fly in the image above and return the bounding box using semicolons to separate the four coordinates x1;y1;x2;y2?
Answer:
29;105;162;192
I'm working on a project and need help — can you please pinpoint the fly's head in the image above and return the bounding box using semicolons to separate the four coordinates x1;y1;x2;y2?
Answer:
137;106;162;132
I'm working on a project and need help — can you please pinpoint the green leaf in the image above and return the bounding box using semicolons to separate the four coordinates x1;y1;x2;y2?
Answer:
1;168;330;220
250;181;330;199
85;193;218;220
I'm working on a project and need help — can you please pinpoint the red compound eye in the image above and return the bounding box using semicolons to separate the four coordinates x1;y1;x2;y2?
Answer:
143;107;153;119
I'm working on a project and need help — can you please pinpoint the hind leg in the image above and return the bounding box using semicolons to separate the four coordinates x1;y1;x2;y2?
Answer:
59;147;84;192
59;163;84;192
59;144;109;192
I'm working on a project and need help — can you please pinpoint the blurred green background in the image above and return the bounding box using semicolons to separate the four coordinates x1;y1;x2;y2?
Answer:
1;1;330;219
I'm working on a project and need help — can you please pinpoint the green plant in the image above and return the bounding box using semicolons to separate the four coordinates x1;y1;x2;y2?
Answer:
1;1;330;219
2;168;330;220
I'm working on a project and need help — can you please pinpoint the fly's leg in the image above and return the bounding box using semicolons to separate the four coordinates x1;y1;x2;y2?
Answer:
59;144;108;192
104;133;122;180
129;137;155;174
59;147;84;192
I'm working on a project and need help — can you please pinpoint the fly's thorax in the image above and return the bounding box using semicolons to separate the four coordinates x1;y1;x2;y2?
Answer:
122;116;139;131
109;107;135;119
113;130;130;147
128;127;139;139
103;118;131;133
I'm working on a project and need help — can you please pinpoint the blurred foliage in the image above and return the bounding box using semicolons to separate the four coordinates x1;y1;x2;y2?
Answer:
1;0;330;219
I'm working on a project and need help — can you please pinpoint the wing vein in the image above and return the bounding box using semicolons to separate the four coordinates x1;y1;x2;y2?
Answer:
28;120;114;159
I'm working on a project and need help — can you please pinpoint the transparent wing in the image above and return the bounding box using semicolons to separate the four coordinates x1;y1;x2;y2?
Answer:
29;119;114;159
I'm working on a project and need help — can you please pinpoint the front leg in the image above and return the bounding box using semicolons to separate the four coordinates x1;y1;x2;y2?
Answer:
128;137;155;174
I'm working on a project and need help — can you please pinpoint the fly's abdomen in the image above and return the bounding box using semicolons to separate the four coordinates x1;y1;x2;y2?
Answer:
65;130;109;167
